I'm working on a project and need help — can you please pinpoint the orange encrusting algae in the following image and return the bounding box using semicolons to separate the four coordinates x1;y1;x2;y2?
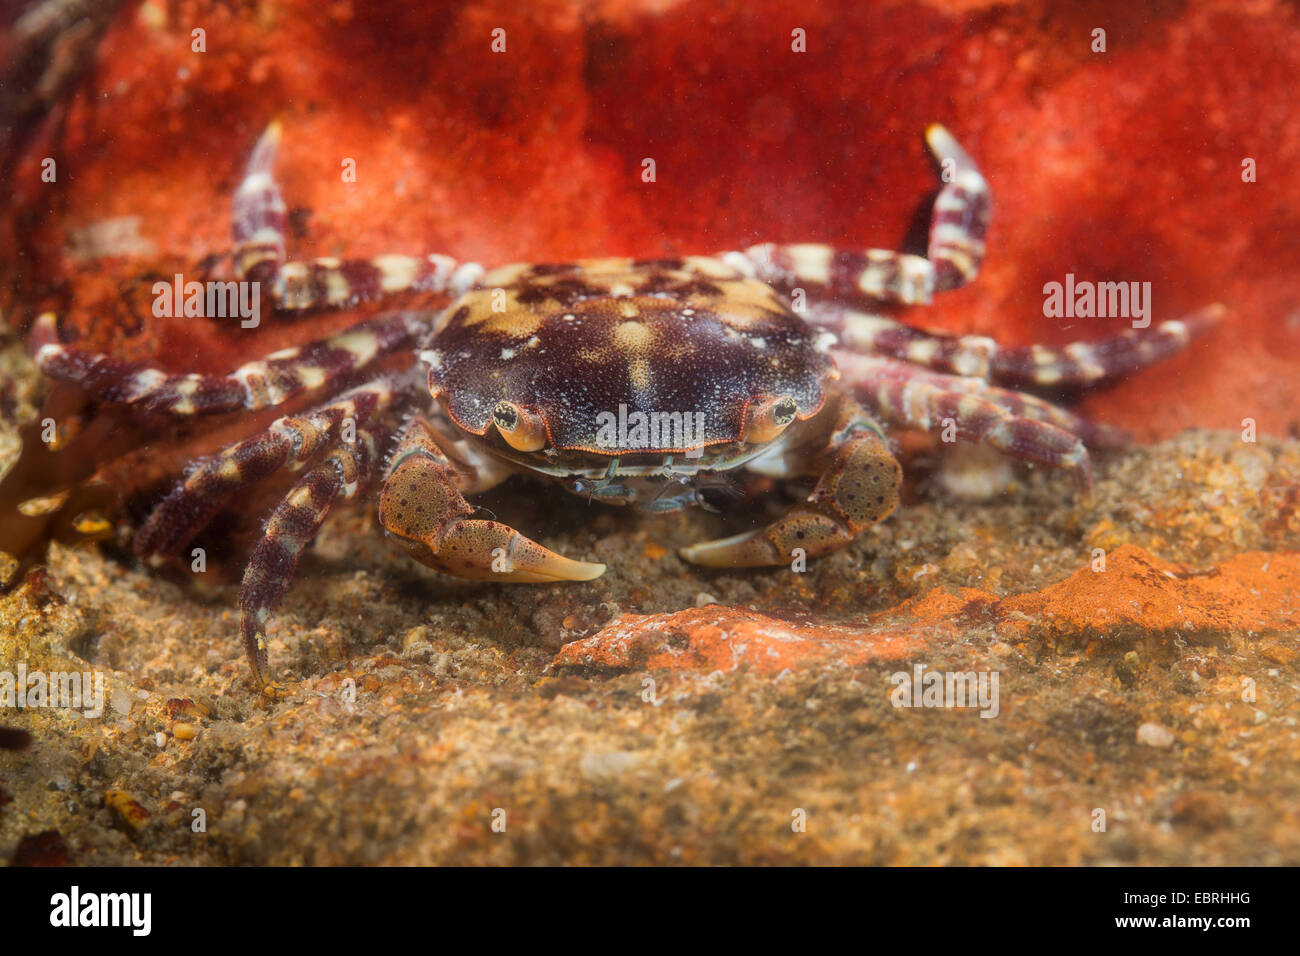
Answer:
997;545;1300;642
557;545;1300;673
552;603;944;674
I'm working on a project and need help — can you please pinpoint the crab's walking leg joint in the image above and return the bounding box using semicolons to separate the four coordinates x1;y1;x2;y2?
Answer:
837;352;1101;495
233;122;484;313
680;397;902;568
240;425;381;685
378;418;606;583
133;380;397;563
31;312;420;416
731;125;989;307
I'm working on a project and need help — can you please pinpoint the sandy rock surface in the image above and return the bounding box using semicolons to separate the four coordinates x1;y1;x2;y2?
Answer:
3;420;1298;865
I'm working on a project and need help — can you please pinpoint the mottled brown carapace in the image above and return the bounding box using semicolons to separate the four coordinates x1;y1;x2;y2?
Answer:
427;257;835;453
0;122;1221;686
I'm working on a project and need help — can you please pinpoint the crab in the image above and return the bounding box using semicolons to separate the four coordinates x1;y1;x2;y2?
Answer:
0;122;1220;685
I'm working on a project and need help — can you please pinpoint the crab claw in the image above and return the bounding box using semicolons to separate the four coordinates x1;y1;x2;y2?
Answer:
379;419;605;583
679;510;853;568
681;397;901;569
410;517;606;582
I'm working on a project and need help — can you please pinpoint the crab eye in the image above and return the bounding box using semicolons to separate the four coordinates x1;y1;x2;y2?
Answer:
492;401;520;432
492;400;548;452
744;395;800;444
773;397;798;427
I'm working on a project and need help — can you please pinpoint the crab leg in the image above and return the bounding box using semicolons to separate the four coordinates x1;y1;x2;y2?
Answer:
234;123;484;312
240;424;381;685
680;396;902;568
835;351;1103;493
805;303;999;378
133;379;399;564
30;311;420;417
730;125;989;306
807;302;1223;388
986;304;1224;389
379;417;605;583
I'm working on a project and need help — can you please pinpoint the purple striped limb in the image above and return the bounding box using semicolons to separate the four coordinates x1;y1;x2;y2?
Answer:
132;379;398;564
240;425;381;685
988;304;1225;389
32;312;420;417
810;303;1223;390
836;352;1107;495
378;418;606;583
806;303;1000;379
233;123;484;313
731;125;989;306
680;396;902;568
922;124;990;293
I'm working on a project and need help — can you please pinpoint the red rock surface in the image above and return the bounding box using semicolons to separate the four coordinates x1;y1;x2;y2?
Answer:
3;0;1298;443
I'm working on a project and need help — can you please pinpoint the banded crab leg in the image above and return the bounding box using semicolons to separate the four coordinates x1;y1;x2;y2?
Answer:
0;315;420;578
29;310;422;417
807;302;1224;388
378;417;606;583
240;421;384;685
985;305;1224;389
834;351;1112;495
727;125;989;306
132;378;402;565
234;122;485;313
680;395;902;568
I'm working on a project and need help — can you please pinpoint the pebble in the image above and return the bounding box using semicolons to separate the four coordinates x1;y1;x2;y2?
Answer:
105;789;151;836
402;625;433;652
579;750;641;782
1136;722;1175;748
110;687;133;716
